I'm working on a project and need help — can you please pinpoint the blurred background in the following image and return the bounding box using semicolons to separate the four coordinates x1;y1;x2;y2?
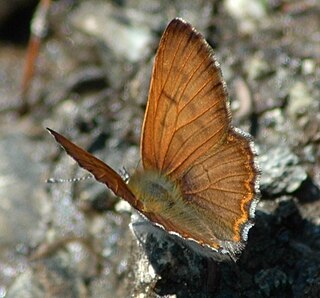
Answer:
0;0;319;297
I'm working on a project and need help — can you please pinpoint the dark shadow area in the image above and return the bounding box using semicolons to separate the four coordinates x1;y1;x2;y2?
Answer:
0;1;38;45
142;200;320;297
293;176;320;204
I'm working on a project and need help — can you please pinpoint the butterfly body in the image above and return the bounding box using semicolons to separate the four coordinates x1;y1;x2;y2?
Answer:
129;170;213;247
128;170;183;214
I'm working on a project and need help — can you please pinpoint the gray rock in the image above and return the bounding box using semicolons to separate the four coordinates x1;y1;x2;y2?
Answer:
70;2;152;63
0;132;45;247
259;146;307;195
287;81;315;123
129;213;218;297
5;269;43;298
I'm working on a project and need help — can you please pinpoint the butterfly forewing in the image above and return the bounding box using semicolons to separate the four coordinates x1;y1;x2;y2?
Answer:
142;18;231;179
47;128;142;210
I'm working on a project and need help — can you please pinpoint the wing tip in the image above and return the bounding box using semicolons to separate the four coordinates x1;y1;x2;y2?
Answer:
167;18;197;38
46;127;58;138
46;127;66;146
169;17;188;26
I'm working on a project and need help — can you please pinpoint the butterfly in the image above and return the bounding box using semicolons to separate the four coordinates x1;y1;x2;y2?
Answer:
47;18;259;260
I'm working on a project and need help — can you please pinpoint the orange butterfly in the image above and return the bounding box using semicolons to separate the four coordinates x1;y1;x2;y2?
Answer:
48;18;259;260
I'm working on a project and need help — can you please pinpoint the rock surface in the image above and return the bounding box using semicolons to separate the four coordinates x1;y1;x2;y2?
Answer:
0;0;319;297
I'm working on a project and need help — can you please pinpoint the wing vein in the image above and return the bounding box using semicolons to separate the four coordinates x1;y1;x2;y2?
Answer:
160;48;212;170
190;194;240;216
188;157;247;181
166;122;225;176
176;49;210;107
153;30;185;167
176;101;221;132
186;182;249;195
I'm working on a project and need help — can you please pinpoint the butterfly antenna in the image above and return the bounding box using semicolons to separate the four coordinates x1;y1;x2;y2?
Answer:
46;175;93;184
